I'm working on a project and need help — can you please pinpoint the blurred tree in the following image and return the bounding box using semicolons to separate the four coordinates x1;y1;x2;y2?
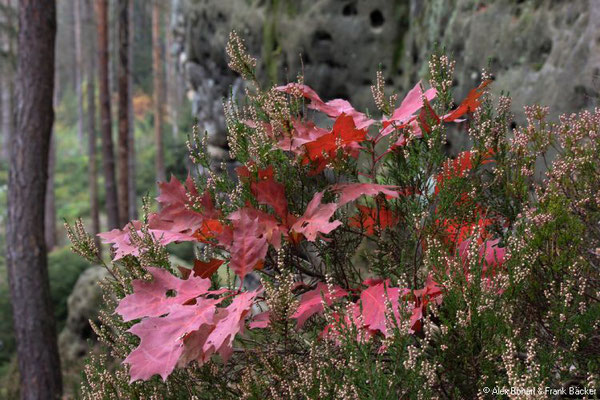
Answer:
166;0;178;139
0;0;15;162
45;129;57;250
45;57;61;252
152;0;165;184
6;0;63;398
95;0;120;229
74;0;85;150
117;0;130;227
127;0;137;220
85;0;102;254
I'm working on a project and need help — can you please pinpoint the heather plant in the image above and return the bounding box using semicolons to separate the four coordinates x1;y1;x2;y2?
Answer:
68;32;600;399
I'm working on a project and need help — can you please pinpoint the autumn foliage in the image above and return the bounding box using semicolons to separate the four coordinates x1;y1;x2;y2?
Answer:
69;35;600;399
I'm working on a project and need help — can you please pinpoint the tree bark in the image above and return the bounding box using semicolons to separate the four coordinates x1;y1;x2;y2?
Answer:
85;0;102;254
166;2;178;139
0;76;12;162
152;0;166;184
45;130;57;250
127;0;137;220
74;0;85;150
95;0;120;229
6;0;63;398
117;0;129;227
1;0;15;162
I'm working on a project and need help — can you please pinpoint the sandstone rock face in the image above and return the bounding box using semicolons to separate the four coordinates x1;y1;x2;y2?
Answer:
58;266;109;363
177;0;599;154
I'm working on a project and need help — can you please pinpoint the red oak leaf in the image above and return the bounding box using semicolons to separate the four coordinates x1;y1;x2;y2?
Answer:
276;83;374;129
314;98;375;130
248;311;271;329
228;208;269;280
390;82;438;123
178;258;225;280
458;237;506;272
359;280;410;337
193;218;224;243
331;182;400;207
116;267;211;322
250;167;289;220
292;282;348;328
176;322;216;368
202;290;259;361
99;221;198;261
229;206;286;249
302;113;367;174
291;191;342;242
97;222;143;260
415;95;441;135
410;275;443;332
381;81;437;136
277;119;329;155
124;299;218;382
349;204;398;235
443;80;491;122
157;175;189;208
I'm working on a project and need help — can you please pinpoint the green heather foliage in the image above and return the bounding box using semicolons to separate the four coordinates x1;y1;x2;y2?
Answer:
69;35;599;399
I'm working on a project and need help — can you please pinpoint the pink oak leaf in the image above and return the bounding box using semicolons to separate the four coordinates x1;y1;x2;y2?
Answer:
292;282;348;328
291;191;342;242
157;175;189;208
124;299;219;382
227;208;269;280
276;82;374;129
116;267;211;322
248;311;271;329
380;82;437;137
359;280;410;337
277;119;329;155
250;174;289;220
331;182;400;207
202;290;259;361
229;206;286;249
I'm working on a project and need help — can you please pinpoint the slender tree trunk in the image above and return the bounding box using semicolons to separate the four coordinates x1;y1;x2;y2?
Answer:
0;77;12;161
74;0;85;150
152;0;165;183
117;0;129;227
6;0;63;398
85;0;102;253
1;0;14;162
95;0;120;229
166;3;178;139
45;130;57;250
127;0;137;220
44;46;58;251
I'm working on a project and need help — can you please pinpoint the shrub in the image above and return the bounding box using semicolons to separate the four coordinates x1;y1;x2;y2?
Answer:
69;34;600;399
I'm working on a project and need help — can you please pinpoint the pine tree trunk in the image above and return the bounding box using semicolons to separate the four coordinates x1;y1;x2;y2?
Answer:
127;0;137;220
117;0;129;227
6;0;63;398
166;2;178;138
85;0;102;254
1;71;13;163
45;130;57;250
74;0;85;150
1;0;14;162
95;0;120;229
152;0;166;184
44;41;59;252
